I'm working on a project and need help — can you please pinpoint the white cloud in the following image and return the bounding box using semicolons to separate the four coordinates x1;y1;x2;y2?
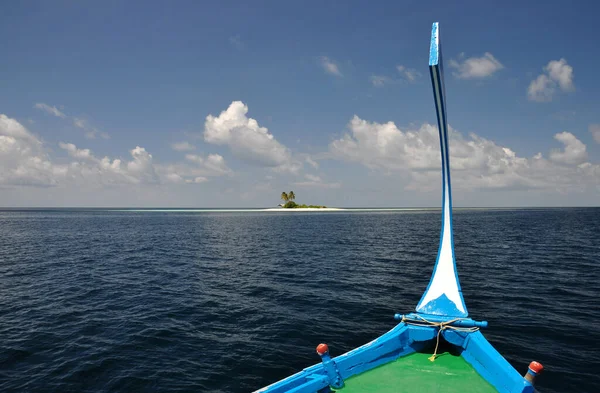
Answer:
528;58;574;102
319;56;343;77
546;59;575;91
185;153;232;176
549;132;587;165
57;143;160;185
370;75;394;87
72;117;109;139
527;75;554;102
304;174;322;182
204;154;232;175
330;115;599;192
305;156;319;169
165;173;184;183
204;101;298;172
171;141;196;151
0;114;40;142
158;151;232;184
34;103;108;139
1;113;235;188
0;114;58;186
590;124;600;144
184;154;203;164
370;66;421;87
58;142;94;160
34;103;66;119
449;53;504;79
73;118;86;129
397;65;421;81
125;146;159;184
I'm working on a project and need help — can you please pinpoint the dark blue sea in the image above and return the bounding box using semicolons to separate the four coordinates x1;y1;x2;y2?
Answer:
0;208;598;393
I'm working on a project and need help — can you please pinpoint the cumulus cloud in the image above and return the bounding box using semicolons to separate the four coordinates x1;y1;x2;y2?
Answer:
549;132;587;165
56;143;160;185
528;59;574;102
590;124;600;144
204;101;298;172
330;115;599;192
171;141;196;151
156;152;233;185
203;154;232;175
58;142;94;160
319;56;343;77
528;75;554;102
124;146;159;184
449;53;504;79
546;59;575;91
1;114;234;188
1;114;40;142
185;153;232;176
0;114;58;186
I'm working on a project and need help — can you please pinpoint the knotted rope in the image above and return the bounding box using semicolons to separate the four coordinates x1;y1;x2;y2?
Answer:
401;315;479;362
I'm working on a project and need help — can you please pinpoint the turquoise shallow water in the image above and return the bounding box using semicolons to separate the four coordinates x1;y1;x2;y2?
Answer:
0;208;598;392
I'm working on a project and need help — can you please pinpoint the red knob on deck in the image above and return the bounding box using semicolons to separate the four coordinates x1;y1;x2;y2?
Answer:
316;343;329;356
529;361;544;374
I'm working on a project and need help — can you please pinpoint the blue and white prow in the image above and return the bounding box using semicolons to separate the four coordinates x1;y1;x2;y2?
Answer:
253;23;544;393
415;22;468;318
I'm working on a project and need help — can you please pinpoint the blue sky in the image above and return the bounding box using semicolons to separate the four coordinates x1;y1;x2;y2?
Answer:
1;0;599;207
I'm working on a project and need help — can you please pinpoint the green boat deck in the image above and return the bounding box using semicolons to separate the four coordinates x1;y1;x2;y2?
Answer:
334;352;498;393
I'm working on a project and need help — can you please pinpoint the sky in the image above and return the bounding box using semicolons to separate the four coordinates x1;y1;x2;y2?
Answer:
1;0;599;207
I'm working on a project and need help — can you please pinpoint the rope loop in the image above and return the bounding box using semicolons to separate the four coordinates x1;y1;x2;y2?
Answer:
401;315;479;362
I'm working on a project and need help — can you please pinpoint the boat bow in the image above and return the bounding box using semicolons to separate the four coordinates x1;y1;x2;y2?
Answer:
253;22;543;393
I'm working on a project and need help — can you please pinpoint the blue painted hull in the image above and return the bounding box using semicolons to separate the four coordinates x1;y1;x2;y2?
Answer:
254;318;534;393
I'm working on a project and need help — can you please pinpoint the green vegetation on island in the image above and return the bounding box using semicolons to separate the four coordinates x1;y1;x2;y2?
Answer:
280;191;327;209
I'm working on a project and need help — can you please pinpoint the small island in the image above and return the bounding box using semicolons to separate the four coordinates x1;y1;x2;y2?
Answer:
279;191;327;209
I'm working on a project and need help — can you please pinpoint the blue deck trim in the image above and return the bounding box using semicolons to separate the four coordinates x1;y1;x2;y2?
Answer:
255;322;533;393
462;332;534;393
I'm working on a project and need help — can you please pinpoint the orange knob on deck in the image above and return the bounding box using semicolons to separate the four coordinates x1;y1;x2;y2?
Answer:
529;361;543;374
524;360;544;384
316;343;329;356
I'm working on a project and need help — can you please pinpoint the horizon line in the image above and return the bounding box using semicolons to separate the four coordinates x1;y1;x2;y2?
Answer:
0;206;599;210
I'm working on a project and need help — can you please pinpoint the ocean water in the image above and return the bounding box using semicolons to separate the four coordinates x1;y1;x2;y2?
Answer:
0;208;598;393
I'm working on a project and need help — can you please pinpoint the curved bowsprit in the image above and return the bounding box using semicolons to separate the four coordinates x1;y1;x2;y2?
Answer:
415;22;468;318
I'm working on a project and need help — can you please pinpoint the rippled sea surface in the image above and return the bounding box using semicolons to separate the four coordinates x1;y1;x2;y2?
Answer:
0;208;599;393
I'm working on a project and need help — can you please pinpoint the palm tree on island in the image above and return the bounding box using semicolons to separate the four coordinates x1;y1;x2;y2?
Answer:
278;191;326;209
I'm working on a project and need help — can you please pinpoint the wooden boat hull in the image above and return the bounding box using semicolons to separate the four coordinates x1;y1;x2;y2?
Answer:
254;318;534;393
